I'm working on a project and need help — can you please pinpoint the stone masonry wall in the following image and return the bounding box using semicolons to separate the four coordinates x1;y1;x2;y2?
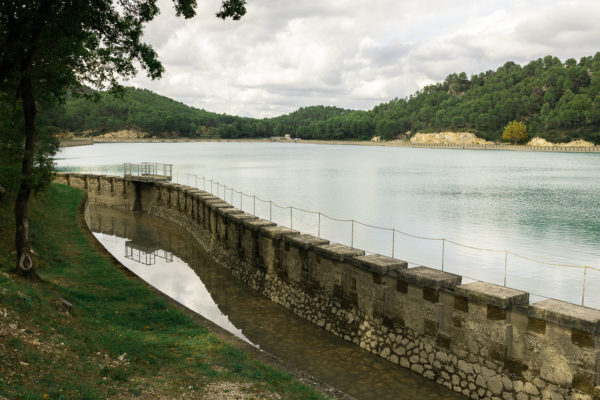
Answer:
56;173;600;400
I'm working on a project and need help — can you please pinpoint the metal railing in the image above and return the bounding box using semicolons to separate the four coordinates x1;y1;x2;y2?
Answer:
124;162;173;182
176;171;599;309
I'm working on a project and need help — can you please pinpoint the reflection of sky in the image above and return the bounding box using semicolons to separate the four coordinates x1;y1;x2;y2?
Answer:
93;232;252;344
58;143;600;308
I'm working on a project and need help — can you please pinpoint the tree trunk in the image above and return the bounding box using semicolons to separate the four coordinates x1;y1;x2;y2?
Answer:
14;76;37;277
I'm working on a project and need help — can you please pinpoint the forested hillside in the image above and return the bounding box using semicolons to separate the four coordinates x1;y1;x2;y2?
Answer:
370;54;600;143
270;106;375;140
43;53;600;143
279;53;600;143
39;87;249;137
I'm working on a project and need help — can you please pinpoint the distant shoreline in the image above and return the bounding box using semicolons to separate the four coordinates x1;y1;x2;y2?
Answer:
58;137;600;153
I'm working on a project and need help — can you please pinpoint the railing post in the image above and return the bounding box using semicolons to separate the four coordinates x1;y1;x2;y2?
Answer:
391;229;395;258
441;239;445;271
582;266;588;306
318;212;321;238
504;251;508;287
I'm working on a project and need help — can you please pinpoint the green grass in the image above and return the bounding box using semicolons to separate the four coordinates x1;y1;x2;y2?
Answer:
0;183;328;399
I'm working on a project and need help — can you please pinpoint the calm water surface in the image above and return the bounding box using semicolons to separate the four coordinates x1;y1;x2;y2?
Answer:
59;142;600;307
86;205;463;400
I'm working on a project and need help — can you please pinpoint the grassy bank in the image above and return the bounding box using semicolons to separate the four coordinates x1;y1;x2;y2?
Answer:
0;184;329;399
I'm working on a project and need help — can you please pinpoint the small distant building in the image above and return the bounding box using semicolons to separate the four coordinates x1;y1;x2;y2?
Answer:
270;134;294;141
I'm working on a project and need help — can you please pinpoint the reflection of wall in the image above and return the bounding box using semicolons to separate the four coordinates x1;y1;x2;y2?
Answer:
86;205;181;260
86;205;250;327
58;173;600;400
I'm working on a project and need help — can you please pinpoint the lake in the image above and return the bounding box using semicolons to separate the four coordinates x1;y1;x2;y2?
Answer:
56;142;600;308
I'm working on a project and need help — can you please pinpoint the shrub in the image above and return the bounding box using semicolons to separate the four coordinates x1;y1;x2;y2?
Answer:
502;121;528;144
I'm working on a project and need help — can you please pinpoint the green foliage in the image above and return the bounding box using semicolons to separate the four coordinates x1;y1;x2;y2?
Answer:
257;52;600;143
0;0;248;269
34;52;600;144
502;121;528;144
269;105;352;139
39;87;239;138
371;53;600;144
1;0;247;94
216;0;247;20
0;184;328;399
0;96;24;193
0;95;58;195
266;52;600;144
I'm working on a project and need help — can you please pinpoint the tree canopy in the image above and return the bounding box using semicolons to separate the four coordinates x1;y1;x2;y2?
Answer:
502;121;528;144
283;53;600;143
371;54;600;143
39;87;241;137
41;53;600;144
0;0;246;276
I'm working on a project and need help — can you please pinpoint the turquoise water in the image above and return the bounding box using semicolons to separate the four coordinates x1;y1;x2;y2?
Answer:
56;142;600;308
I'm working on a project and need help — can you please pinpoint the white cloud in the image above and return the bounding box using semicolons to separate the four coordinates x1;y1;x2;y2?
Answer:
127;0;600;117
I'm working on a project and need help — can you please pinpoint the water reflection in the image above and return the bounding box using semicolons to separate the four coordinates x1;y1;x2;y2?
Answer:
86;205;463;400
86;206;249;342
124;241;173;265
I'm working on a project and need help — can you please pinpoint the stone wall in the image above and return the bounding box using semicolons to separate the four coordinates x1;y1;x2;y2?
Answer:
56;172;600;400
56;173;136;210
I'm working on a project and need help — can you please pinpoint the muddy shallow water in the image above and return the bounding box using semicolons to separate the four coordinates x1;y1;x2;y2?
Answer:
86;205;463;400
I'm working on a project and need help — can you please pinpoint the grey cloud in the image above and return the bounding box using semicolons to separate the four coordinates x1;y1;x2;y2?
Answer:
235;82;348;97
512;4;600;58
128;0;600;118
358;40;411;67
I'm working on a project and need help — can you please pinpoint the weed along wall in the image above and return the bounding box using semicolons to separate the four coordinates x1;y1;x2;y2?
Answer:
56;172;600;400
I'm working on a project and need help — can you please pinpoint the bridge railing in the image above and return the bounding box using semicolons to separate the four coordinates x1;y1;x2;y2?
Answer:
124;162;173;182
176;171;599;309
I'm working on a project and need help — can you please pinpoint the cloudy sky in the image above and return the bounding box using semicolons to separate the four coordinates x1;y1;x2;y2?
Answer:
129;0;600;118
